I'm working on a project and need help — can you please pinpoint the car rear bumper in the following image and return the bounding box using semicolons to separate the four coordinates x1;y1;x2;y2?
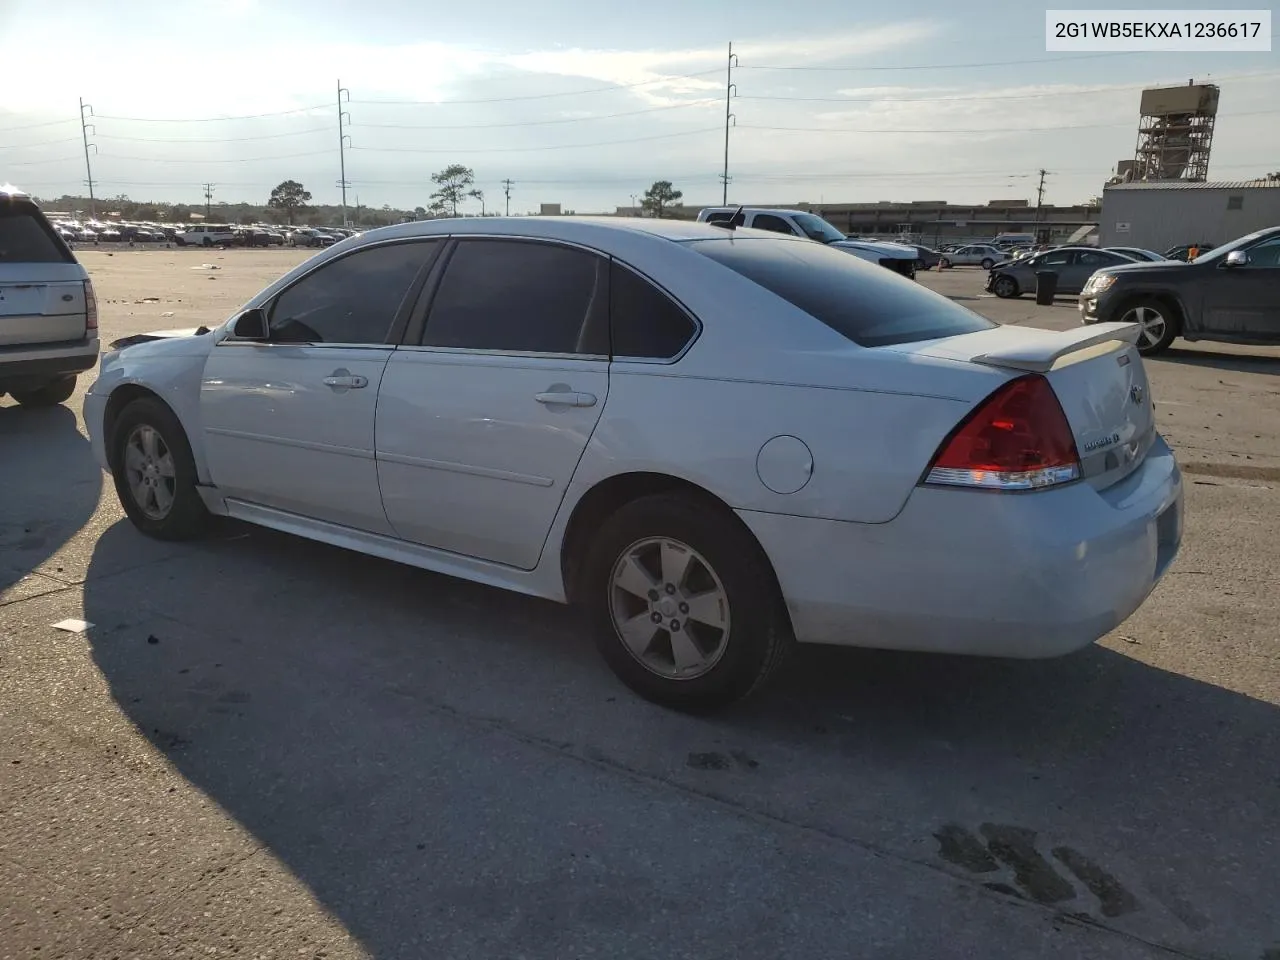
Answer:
0;339;99;390
738;435;1183;658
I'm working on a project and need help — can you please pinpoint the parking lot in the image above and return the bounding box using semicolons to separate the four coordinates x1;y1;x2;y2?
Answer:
3;248;1278;958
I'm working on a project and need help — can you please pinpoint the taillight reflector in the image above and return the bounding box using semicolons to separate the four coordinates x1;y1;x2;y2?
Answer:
925;374;1080;491
84;280;98;331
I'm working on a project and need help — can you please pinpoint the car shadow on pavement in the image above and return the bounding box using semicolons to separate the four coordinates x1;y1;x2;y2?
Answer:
1155;346;1280;375
0;403;102;595
80;520;1280;957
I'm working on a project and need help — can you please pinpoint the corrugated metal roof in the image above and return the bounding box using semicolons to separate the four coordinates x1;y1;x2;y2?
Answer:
1105;180;1280;191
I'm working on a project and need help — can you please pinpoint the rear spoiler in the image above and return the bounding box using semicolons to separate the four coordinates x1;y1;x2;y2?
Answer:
970;322;1141;374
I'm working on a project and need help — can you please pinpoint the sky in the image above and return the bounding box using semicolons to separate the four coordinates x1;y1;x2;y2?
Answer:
1;0;1276;214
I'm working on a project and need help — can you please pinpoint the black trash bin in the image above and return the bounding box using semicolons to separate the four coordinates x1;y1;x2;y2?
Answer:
1035;270;1058;305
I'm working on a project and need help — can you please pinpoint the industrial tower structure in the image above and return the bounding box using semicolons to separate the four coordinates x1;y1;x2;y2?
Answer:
1130;81;1220;182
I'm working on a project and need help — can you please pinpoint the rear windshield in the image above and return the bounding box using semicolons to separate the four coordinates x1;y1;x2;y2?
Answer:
686;237;995;347
0;203;74;264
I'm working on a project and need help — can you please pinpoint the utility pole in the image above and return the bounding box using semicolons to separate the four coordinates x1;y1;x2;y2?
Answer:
79;97;96;217
721;42;738;206
501;178;513;216
1035;168;1048;217
337;80;352;226
630;193;640;216
202;182;215;219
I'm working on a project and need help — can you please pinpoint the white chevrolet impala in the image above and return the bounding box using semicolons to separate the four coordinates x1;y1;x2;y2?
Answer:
86;217;1183;709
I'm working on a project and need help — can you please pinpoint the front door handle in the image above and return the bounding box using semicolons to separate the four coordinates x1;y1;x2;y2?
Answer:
323;369;368;390
535;391;597;408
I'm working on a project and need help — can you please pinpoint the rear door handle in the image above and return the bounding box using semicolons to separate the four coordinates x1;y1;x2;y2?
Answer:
535;391;597;407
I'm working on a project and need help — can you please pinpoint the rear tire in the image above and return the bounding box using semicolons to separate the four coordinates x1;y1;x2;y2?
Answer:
10;376;76;407
940;257;951;269
981;258;995;270
1119;298;1179;356
581;493;793;711
110;397;209;541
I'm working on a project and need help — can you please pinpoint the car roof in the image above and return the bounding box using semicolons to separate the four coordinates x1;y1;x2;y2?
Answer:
360;215;806;246
0;183;31;200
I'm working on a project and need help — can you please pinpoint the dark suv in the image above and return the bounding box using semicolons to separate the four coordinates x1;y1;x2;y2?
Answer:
1079;226;1280;356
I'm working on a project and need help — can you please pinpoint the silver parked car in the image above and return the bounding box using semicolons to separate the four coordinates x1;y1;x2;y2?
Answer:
986;247;1138;299
939;244;1005;269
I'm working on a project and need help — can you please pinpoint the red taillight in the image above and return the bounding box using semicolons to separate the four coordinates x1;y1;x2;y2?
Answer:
925;374;1080;491
84;280;98;332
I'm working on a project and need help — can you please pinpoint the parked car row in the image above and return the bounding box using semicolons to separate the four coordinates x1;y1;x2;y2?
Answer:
44;217;359;249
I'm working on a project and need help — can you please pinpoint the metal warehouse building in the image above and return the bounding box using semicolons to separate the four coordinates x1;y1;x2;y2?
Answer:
1100;180;1280;252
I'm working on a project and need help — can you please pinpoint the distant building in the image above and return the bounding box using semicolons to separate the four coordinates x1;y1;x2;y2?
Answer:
1100;180;1280;250
539;203;562;216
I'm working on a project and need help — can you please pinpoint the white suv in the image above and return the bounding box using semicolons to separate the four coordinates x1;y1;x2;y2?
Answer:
0;185;99;407
176;224;237;247
696;207;916;278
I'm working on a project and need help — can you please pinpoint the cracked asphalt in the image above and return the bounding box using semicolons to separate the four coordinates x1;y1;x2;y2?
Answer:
2;249;1278;959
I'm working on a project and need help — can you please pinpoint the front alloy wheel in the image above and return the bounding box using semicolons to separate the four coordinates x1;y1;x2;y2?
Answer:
111;397;209;540
123;424;177;521
1120;300;1177;356
993;275;1020;299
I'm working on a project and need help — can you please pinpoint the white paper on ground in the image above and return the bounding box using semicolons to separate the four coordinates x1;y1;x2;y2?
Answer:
51;619;94;634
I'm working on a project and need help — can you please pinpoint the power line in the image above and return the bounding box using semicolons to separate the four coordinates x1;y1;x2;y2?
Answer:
352;99;719;130
96;149;330;164
0;135;83;151
349;126;721;154
350;67;723;106
94;128;331;144
738;52;1149;72
0;116;79;134
739;70;1280;104
91;104;330;123
737;108;1280;136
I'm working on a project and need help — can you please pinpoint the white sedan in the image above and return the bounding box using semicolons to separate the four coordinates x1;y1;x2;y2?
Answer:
86;218;1183;710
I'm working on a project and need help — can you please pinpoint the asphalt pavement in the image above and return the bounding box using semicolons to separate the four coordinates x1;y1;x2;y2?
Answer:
2;250;1278;959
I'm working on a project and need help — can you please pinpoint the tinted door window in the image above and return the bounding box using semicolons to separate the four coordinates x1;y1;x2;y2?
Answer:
0;204;73;263
1076;250;1117;268
610;263;697;360
690;237;994;347
751;214;795;235
269;240;439;344
422;239;608;355
1039;250;1074;267
1243;236;1280;267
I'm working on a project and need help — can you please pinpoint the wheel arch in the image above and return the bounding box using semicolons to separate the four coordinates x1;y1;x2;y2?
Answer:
102;384;187;473
1117;290;1187;334
558;471;786;612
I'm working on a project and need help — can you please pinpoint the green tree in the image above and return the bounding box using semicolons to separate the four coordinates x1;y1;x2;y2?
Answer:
641;180;683;218
267;180;312;225
430;164;477;217
413;206;427;219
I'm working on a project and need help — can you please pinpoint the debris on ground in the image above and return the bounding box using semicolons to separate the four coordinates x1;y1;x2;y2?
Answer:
51;619;94;634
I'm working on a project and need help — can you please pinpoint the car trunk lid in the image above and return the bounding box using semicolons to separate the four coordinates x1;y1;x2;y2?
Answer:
0;264;89;346
889;322;1156;490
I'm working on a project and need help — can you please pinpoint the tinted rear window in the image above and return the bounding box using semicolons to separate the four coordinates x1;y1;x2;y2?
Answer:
686;237;995;347
0;204;73;264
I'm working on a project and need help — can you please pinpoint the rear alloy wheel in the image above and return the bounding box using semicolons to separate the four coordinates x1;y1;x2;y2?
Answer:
111;397;209;540
10;376;76;407
1120;299;1178;356
992;275;1020;299
583;493;792;711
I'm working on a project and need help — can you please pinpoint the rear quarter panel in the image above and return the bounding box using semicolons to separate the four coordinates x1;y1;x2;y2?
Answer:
578;368;972;523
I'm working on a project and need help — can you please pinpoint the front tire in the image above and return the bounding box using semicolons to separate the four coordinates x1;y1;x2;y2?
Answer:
110;397;208;540
992;275;1020;299
1120;298;1179;356
10;376;76;407
981;258;995;270
582;493;793;711
939;257;951;269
